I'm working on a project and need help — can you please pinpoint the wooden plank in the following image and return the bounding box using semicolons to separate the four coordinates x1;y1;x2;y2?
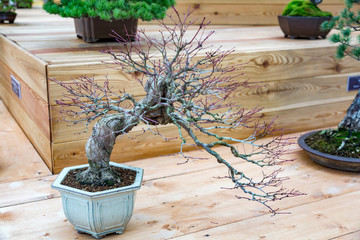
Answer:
47;62;146;106
0;35;48;102
0;61;50;140
46;37;360;106
331;231;360;240
0;100;51;183
173;190;360;239
17;27;347;57
0;82;52;171
142;4;345;26
2;148;360;239
0;175;57;208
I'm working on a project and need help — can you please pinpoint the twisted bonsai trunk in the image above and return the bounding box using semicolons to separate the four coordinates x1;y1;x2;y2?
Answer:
339;90;360;132
76;76;172;186
76;113;140;185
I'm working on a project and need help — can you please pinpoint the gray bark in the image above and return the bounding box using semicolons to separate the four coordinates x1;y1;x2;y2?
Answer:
76;113;140;185
338;90;360;132
76;76;173;186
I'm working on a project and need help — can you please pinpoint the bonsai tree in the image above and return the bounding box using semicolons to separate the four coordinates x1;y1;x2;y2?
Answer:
0;0;16;24
53;8;303;214
43;0;176;42
282;0;332;17
302;0;360;158
279;0;333;39
43;0;175;22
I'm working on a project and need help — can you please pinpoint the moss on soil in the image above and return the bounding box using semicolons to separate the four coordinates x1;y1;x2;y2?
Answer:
282;0;332;17
305;128;360;158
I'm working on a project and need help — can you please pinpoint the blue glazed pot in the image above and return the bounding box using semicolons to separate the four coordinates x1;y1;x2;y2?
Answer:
52;162;144;239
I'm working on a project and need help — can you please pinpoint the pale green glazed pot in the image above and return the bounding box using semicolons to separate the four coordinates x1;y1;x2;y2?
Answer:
52;162;144;239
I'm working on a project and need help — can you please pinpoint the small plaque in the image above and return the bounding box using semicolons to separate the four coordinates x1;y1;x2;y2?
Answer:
11;75;21;99
347;76;360;91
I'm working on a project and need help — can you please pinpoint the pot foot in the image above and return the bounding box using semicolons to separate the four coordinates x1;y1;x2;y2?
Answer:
115;227;125;235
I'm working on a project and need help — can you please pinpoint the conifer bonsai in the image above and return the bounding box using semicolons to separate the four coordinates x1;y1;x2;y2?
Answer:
43;0;175;42
43;0;175;22
0;0;16;24
298;0;360;171
53;8;302;214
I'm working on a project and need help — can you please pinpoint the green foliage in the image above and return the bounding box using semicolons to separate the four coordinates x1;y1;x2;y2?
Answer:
306;128;360;158
0;1;16;13
43;0;175;21
16;0;33;8
322;0;360;60
282;0;332;17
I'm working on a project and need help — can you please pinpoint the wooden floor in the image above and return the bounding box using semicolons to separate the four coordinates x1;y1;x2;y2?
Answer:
1;98;360;240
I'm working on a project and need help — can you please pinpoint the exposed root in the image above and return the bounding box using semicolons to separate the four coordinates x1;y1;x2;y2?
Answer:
76;167;122;186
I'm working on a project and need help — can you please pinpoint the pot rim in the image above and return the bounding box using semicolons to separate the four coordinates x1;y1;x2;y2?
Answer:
278;15;332;19
52;162;144;197
298;130;360;163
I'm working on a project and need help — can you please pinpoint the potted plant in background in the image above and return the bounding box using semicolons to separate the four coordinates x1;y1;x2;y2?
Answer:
43;0;175;43
0;0;16;24
298;0;360;171
278;0;333;39
51;7;303;239
15;0;33;8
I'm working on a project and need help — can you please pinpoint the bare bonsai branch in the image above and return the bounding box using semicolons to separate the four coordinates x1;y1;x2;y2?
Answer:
53;6;303;214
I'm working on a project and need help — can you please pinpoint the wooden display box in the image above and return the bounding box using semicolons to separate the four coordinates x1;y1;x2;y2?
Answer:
0;7;359;173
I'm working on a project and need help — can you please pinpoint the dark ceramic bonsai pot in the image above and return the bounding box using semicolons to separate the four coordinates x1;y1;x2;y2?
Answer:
74;17;138;43
298;130;360;172
278;15;332;39
0;12;16;24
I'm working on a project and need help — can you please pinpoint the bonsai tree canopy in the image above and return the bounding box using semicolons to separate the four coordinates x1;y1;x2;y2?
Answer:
15;0;33;8
0;0;16;13
43;0;175;21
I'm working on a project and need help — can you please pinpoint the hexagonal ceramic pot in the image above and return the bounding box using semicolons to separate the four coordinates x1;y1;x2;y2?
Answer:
52;162;144;239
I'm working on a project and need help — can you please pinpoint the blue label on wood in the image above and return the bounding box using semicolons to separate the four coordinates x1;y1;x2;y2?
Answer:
347;76;360;91
11;75;21;99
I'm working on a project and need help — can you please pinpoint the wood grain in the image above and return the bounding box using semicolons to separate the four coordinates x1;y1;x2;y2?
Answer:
50;98;352;173
0;62;50;140
0;81;52;170
0;100;51;182
0;35;48;102
3;145;360;239
141;2;346;25
49;72;357;144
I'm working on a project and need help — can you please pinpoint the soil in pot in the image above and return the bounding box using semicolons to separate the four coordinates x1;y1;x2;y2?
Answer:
305;129;360;159
61;166;137;192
